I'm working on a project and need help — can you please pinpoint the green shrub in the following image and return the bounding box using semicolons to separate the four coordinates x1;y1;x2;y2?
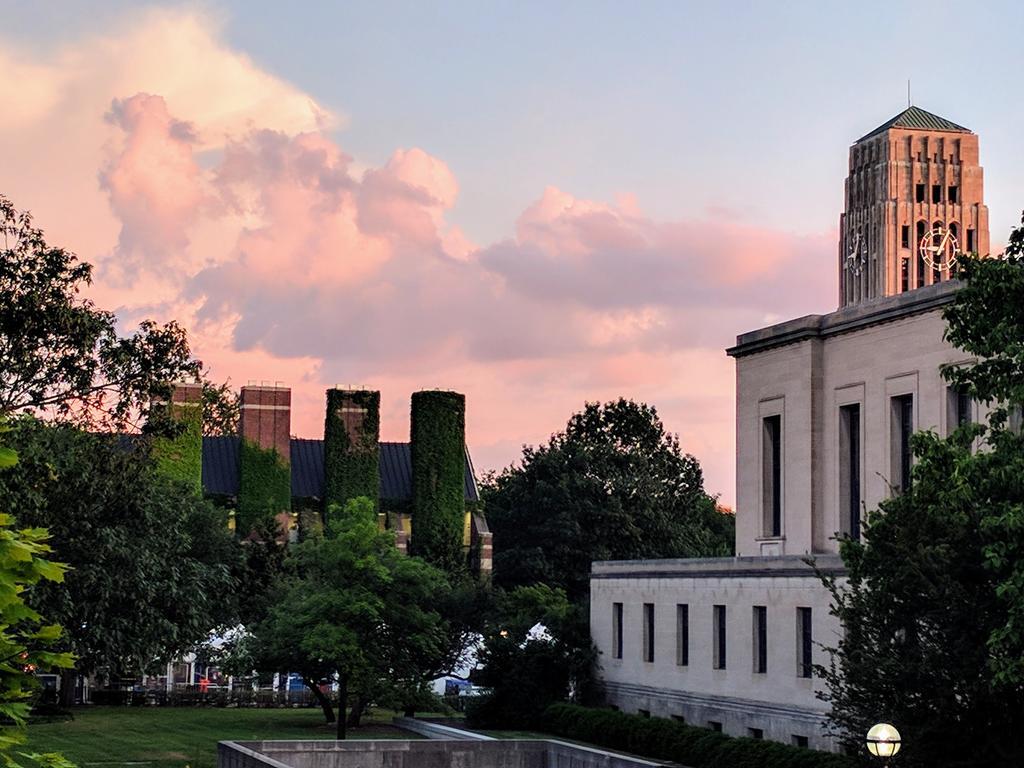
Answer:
542;704;858;768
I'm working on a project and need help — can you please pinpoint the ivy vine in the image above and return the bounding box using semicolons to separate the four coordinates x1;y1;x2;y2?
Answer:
237;439;291;535
323;389;380;518
409;390;466;574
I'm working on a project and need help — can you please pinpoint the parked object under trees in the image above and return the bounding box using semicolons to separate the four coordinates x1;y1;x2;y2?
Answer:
818;215;1024;767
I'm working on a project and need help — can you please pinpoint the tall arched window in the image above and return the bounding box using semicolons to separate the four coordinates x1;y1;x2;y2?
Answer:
932;221;943;284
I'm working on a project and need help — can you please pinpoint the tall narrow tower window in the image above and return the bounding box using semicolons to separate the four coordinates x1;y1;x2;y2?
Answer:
840;404;862;540
762;415;782;537
901;225;910;249
612;602;623;659
797;607;813;678
891;394;914;493
932;185;942;204
713;605;727;670
753;606;767;674
915;183;925;203
642;603;655;663
948;186;959;203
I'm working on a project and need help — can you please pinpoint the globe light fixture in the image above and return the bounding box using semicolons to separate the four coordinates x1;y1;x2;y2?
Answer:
866;723;901;762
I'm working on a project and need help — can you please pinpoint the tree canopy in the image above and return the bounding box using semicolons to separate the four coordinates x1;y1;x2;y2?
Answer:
467;584;595;730
0;417;239;684
0;421;73;768
482;398;733;601
242;498;471;738
0;194;236;435
820;216;1024;766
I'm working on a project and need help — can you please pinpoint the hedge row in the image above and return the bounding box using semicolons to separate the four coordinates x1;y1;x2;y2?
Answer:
409;390;466;573
323;388;380;518
542;704;858;768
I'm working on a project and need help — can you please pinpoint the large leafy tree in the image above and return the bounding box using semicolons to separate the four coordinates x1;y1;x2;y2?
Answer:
483;398;733;601
468;584;595;730
246;498;470;739
819;216;1024;766
0;194;236;435
0;417;239;702
0;422;73;768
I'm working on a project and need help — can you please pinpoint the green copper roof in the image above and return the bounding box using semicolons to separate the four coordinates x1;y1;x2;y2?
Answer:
857;106;971;143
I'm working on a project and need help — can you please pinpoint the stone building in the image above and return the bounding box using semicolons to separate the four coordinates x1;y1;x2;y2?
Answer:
590;106;990;749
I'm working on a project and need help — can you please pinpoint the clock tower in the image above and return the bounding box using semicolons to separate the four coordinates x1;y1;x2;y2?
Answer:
839;106;989;308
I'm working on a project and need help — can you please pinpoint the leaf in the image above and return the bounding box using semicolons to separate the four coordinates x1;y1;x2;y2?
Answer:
0;450;16;470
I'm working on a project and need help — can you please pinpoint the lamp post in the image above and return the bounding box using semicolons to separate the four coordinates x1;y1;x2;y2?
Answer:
866;723;901;766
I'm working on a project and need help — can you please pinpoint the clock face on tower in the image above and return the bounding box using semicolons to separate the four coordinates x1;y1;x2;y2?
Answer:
846;231;866;275
919;226;960;270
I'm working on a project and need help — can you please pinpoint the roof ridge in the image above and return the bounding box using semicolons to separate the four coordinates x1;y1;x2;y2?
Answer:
856;105;971;143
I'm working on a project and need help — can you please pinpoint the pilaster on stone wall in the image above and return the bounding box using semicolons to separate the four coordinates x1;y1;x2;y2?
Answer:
323;389;381;520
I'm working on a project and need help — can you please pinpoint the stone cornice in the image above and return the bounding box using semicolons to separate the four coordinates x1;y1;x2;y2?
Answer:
727;281;959;358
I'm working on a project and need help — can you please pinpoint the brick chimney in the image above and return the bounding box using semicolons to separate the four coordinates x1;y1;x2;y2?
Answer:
149;382;204;493
168;381;203;411
239;384;291;462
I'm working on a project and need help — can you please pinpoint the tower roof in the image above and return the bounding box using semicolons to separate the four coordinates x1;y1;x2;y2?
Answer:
857;106;971;143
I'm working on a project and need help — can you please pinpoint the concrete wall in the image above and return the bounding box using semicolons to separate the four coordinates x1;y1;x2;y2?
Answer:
219;740;669;768
590;557;843;750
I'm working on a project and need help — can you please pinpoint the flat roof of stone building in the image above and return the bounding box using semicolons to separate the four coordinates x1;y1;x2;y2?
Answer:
591;554;846;580
726;280;959;359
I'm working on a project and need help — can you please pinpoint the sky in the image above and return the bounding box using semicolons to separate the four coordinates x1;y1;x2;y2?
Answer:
3;1;1023;506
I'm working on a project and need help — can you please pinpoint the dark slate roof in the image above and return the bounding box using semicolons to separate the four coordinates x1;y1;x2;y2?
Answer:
201;436;479;502
857;106;971;143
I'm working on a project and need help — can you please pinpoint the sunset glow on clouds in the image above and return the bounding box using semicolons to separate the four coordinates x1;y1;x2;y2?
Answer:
0;7;837;503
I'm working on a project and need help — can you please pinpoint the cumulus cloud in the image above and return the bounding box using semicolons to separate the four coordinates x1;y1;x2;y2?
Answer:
0;8;837;502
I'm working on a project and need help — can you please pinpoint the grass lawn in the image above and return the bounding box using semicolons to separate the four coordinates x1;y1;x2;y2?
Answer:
26;707;412;768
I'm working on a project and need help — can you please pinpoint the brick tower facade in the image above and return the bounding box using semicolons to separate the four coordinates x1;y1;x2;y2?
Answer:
839;106;989;308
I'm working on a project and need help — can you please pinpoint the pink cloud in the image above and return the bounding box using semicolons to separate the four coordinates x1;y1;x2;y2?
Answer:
100;93;204;283
0;11;840;505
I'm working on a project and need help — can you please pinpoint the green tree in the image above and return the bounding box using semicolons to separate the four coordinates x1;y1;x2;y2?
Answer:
483;398;733;602
0;421;73;768
0;195;198;430
247;497;467;739
467;584;595;730
819;216;1024;766
0;417;238;704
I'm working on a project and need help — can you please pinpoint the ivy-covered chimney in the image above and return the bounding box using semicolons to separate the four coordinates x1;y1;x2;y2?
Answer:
323;388;380;520
237;384;292;534
410;390;466;573
150;381;203;493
